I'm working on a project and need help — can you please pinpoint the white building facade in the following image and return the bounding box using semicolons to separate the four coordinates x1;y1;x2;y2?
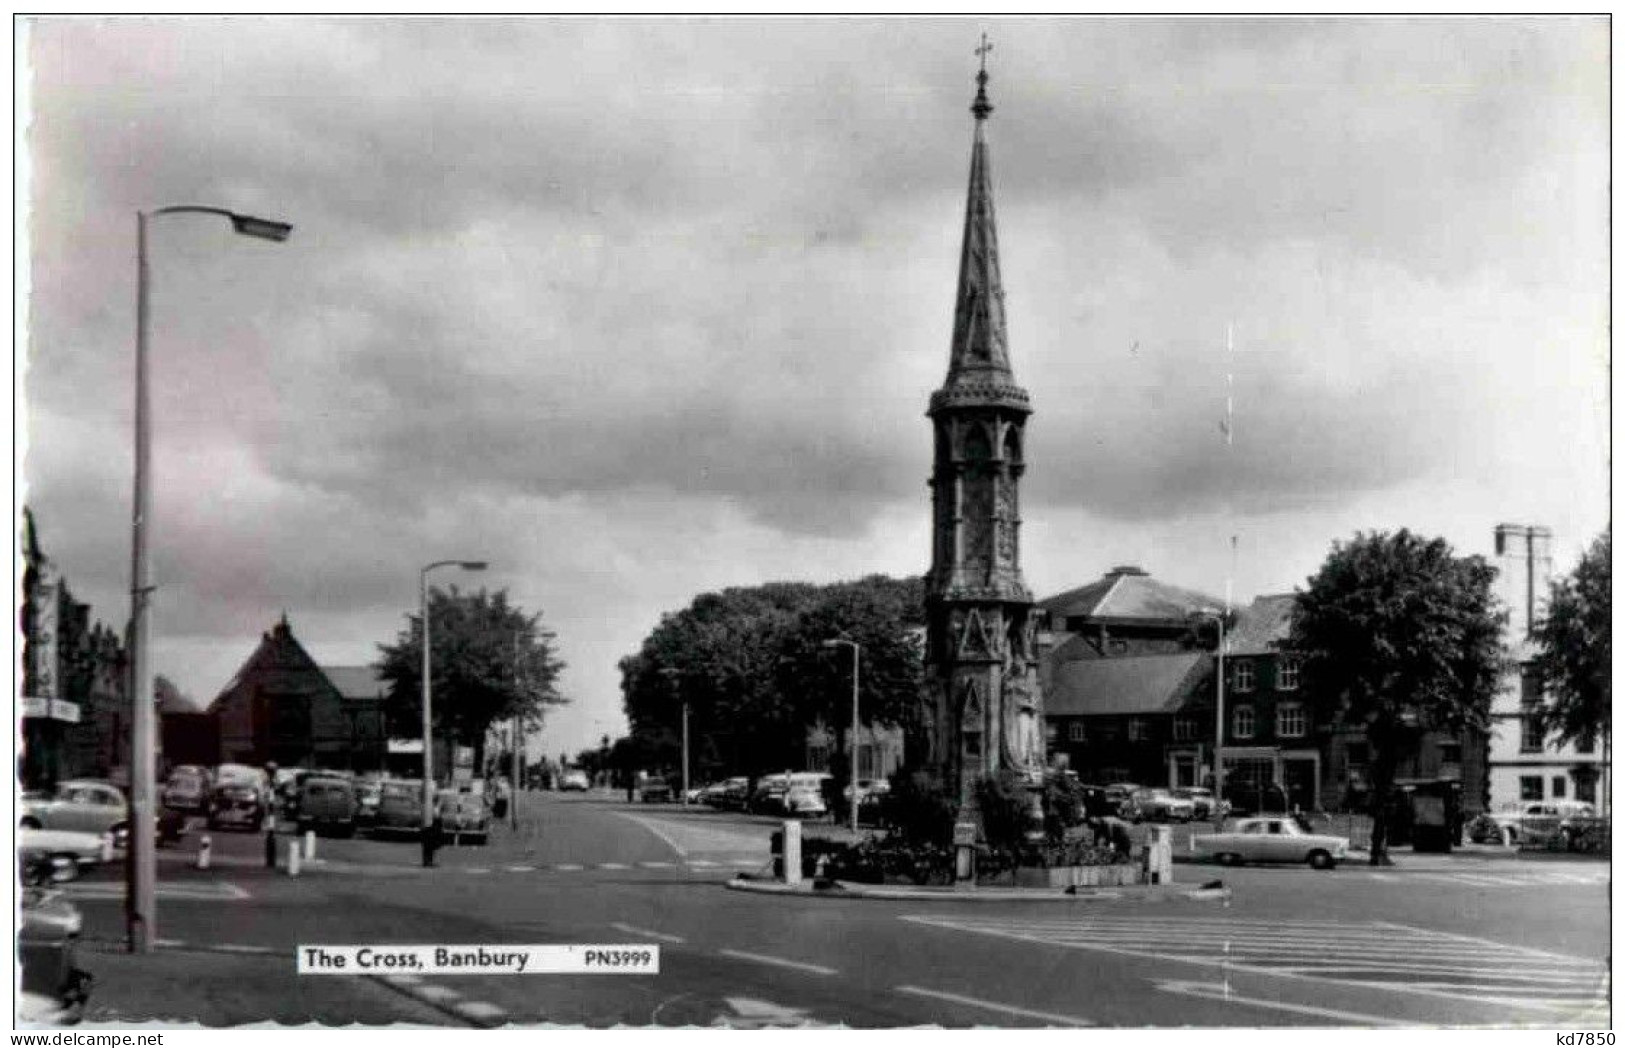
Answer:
1485;524;1609;812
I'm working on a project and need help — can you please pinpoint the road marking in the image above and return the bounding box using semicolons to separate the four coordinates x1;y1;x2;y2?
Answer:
618;812;690;857
611;922;686;944
67;881;252;901
555;863;584;871
1367;872;1396;881
718;996;816;1028
904;914;1608;1016
504;865;535;873
717;948;838;976
381;974;422;987
687;859;720;867
213;943;274;955
894;985;1090;1026
639;861;676;868
414;985;461;1003
598;862;630;870
1154;980;1404;1026
465;867;492;875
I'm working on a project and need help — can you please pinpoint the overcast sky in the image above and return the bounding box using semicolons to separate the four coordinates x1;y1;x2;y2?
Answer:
20;17;1609;758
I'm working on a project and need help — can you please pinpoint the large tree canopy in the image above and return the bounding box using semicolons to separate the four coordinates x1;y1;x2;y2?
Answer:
1531;528;1610;748
619;575;925;779
376;587;567;755
1288;530;1503;864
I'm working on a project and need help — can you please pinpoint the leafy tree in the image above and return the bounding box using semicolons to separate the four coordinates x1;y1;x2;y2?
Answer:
376;587;566;769
1530;528;1610;750
1288;530;1503;864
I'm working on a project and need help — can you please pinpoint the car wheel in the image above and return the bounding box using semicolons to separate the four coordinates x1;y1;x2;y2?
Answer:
1307;849;1335;870
1215;852;1241;867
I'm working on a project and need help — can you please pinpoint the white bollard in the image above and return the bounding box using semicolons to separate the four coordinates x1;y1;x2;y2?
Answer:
782;819;802;887
286;838;301;877
1148;825;1173;884
99;833;115;864
303;830;317;862
196;835;212;871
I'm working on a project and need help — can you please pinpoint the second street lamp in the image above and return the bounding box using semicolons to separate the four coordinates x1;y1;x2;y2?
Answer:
127;204;291;954
821;638;860;834
1191;608;1228;829
419;559;487;866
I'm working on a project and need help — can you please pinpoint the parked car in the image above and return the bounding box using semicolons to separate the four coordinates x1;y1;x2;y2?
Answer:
355;778;384;827
1102;782;1142;817
783;783;828;818
714;777;752;810
208;777;269;832
640;776;674;803
17;865;92;1025
297;774;358;836
1193;816;1349;869
19;827;108;872
749;774;793;815
1485;801;1595;845
698;781;732;806
1173;787;1224;821
436;790;489;844
372;780;427;836
161;765;212;814
1125;787;1195;823
560;769;591;792
20;781;129;842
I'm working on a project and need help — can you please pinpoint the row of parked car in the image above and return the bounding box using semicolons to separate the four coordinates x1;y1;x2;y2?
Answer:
1090;782;1228;823
682;773;893;819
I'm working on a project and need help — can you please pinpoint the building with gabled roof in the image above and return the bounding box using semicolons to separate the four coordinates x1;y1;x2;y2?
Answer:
208;617;386;772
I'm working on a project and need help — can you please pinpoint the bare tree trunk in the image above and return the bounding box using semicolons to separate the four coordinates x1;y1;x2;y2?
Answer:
1367;748;1398;867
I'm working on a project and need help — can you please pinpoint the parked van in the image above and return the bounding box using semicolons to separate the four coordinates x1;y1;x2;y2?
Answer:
297;774;358;837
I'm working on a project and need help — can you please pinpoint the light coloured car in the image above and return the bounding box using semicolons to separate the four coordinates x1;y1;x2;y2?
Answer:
161;765;212;814
436;790;489;844
560;769;591;792
1488;801;1595;845
783;784;828;818
20;781;128;840
1126;787;1196;823
19;827;109;870
1193;816;1349;869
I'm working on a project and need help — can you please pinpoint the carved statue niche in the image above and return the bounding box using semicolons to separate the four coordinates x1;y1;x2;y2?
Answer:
1000;668;1043;778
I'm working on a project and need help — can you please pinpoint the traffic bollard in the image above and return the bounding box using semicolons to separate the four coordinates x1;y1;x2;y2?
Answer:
303;830;316;862
781;819;802;887
196;835;212;871
100;833;115;864
286;838;301;877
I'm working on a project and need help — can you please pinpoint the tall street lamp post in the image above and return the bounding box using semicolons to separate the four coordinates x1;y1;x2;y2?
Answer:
659;668;688;805
128;205;291;954
419;559;487;866
1191;608;1227;829
821;639;860;834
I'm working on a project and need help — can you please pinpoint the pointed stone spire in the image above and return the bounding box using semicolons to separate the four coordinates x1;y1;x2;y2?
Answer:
932;46;1030;417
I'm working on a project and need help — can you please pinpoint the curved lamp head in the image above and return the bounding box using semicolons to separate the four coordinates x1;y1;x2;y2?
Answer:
229;214;293;242
459;561;489;572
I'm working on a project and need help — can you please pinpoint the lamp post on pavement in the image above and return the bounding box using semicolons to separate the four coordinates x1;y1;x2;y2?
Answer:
1191;608;1227;829
419;559;487;866
659;668;689;805
127;205;291;954
820;639;861;834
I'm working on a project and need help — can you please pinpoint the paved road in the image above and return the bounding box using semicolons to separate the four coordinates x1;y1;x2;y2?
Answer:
67;791;1610;1028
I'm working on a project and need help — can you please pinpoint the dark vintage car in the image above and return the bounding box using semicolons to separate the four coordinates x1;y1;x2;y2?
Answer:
208;778;268;832
640;776;674;804
297;775;358;836
435;790;489;844
371;780;427;837
355;778;384;827
161;765;212;814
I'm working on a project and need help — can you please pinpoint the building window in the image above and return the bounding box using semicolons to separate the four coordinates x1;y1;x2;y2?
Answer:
1127;718;1148;742
1233;660;1255;693
1067;722;1086;743
1438;741;1462;767
1233;706;1255;740
1173;717;1198;742
1576;734;1596;755
1552;776;1567;799
1276;703;1305;739
1576;777;1597;803
1520;715;1544;754
1278;657;1301;691
1519;775;1544;801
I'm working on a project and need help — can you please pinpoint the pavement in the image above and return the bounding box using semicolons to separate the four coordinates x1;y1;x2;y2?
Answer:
45;790;1612;1030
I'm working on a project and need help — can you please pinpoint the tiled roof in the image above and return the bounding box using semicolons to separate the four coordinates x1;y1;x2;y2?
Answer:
1040;567;1224;624
321;666;388;702
1228;593;1297;656
1044;652;1211;717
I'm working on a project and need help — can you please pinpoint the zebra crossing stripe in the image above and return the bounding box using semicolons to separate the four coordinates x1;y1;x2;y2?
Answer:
599;863;630;870
505;865;536;872
555;863;584;871
640;861;675;868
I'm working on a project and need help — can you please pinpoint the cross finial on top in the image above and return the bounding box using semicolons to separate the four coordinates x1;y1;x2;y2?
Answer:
971;33;994;120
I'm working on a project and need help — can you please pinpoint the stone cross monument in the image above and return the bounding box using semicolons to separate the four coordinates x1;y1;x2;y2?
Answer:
923;52;1046;836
